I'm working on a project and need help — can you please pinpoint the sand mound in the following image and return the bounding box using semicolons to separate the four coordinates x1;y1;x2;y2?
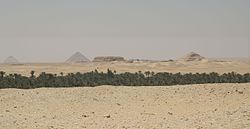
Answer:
3;56;19;64
65;52;90;63
93;56;125;62
179;52;205;62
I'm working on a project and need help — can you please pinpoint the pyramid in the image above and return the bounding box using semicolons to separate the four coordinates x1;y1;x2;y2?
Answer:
178;52;205;62
4;56;19;64
65;52;90;63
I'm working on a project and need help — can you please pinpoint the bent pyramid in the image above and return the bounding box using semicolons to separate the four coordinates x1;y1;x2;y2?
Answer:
179;52;205;62
4;56;19;64
65;52;90;63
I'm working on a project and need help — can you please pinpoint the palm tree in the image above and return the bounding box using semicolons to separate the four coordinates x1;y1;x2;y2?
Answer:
30;71;35;78
60;72;64;76
0;71;5;78
145;71;151;78
151;71;155;76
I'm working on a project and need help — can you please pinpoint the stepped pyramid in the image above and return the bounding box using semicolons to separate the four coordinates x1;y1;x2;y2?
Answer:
178;52;205;62
65;52;90;63
4;56;19;64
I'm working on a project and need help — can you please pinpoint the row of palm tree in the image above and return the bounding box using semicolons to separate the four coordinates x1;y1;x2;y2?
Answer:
0;69;250;89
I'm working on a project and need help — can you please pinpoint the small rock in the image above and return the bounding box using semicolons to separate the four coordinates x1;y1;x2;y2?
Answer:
104;115;111;118
238;91;244;94
82;115;88;118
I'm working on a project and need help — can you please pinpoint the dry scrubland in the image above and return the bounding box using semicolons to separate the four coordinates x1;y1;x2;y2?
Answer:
0;83;250;129
0;59;250;76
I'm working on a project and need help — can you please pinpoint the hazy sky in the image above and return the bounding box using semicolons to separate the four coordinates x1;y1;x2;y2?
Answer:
0;0;250;62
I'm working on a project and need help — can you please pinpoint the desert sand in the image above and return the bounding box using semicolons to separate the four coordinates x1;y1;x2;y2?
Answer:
0;83;250;129
1;56;250;129
1;52;249;76
0;59;250;76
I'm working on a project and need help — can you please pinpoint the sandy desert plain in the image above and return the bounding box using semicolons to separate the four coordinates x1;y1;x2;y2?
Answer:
0;58;250;76
1;57;250;129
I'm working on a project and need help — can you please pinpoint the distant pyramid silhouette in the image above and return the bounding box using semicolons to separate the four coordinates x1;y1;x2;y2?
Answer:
4;56;19;64
65;52;90;63
179;52;205;62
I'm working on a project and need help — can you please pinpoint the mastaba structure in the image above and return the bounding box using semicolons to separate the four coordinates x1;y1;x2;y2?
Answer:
65;52;90;63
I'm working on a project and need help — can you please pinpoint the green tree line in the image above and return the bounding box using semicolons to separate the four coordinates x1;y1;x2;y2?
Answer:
0;69;250;89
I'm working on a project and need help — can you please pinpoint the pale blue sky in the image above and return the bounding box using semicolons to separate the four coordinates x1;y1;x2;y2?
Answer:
0;0;249;62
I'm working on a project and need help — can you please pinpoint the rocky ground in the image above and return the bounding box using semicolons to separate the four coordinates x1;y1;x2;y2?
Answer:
0;83;250;129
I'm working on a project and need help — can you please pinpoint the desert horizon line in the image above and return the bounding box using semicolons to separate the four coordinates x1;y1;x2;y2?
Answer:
1;51;250;64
